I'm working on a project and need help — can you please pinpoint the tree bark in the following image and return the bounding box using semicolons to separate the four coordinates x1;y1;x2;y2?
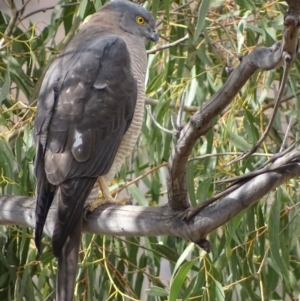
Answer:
1;163;299;246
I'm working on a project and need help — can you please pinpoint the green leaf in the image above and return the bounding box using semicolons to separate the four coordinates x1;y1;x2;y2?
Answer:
0;69;11;103
268;189;290;288
235;0;256;11
226;130;252;152
169;243;195;301
171;243;194;279
169;259;196;301
194;0;210;41
128;184;148;205
79;0;88;19
214;280;225;301
146;286;169;297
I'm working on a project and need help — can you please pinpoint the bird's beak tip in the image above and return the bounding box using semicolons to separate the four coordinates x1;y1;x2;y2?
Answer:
150;32;159;44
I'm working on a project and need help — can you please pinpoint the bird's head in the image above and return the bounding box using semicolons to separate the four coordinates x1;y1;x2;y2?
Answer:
102;0;159;44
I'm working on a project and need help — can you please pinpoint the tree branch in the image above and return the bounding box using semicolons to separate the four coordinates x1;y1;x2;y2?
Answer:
167;42;283;212
167;0;300;213
0;164;299;245
147;34;189;54
19;2;81;21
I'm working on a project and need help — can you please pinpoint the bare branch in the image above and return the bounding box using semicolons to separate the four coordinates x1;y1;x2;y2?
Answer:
280;116;294;152
145;97;198;113
147;34;189;54
19;2;81;21
176;90;186;130
167;1;300;214
228;52;296;165
145;106;173;135
167;42;283;212
0;164;299;245
186;143;300;219
261;90;300;111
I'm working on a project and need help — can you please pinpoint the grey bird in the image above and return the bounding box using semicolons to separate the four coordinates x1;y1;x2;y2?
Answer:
33;1;158;300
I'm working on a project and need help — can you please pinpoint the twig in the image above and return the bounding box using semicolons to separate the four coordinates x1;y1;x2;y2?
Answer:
147;34;189;54
19;2;81;21
188;152;272;162
111;162;168;197
155;0;196;27
261;90;300;111
0;0;19;49
176;90;186;129
18;0;32;17
259;142;296;169
145;97;198;113
145;106;173;135
227;52;296;166
280;116;293;152
186;161;299;221
216;161;298;185
170;90;186;137
214;140;300;188
226;12;300;165
186;182;246;220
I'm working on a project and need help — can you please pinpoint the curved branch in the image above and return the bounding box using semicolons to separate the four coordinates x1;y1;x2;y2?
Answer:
167;0;300;212
167;42;283;211
1;164;299;245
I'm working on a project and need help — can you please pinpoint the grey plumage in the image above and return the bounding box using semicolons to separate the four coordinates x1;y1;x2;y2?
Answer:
33;1;157;300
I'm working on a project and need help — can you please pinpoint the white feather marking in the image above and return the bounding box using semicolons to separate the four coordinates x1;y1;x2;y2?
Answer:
73;130;83;148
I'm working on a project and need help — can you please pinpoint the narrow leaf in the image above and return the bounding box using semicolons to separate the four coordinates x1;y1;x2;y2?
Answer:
194;0;210;41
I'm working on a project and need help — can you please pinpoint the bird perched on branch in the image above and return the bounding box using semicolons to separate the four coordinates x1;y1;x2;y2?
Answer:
33;1;158;299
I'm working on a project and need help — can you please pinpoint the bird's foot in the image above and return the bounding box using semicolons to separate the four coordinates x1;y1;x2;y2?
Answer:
86;196;130;213
113;196;130;205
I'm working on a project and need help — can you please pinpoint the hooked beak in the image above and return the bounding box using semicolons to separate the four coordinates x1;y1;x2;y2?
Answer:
149;31;159;43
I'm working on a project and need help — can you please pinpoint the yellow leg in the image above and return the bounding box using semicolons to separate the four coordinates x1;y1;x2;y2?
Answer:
98;177;113;200
87;177;129;212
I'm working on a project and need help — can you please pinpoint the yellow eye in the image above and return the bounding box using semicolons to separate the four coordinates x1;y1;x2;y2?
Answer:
136;16;146;25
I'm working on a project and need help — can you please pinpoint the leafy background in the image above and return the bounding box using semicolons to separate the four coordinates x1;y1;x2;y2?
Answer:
1;0;300;300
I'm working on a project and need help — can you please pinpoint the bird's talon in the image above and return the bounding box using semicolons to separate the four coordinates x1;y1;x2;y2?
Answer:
115;196;130;205
86;198;110;213
85;196;130;217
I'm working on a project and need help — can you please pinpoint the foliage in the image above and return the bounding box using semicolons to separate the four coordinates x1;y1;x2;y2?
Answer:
0;0;300;300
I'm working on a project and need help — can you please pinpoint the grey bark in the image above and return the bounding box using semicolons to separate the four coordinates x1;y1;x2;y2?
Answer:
0;163;300;246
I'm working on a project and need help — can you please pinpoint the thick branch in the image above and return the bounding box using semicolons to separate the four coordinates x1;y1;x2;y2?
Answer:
1;164;299;244
167;0;300;211
167;43;283;211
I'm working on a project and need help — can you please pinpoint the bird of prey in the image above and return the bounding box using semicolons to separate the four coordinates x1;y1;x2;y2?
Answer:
33;1;158;299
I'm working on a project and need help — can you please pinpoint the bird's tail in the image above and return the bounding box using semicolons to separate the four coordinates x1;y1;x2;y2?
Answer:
53;177;97;301
34;147;56;253
56;213;82;301
52;177;97;257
